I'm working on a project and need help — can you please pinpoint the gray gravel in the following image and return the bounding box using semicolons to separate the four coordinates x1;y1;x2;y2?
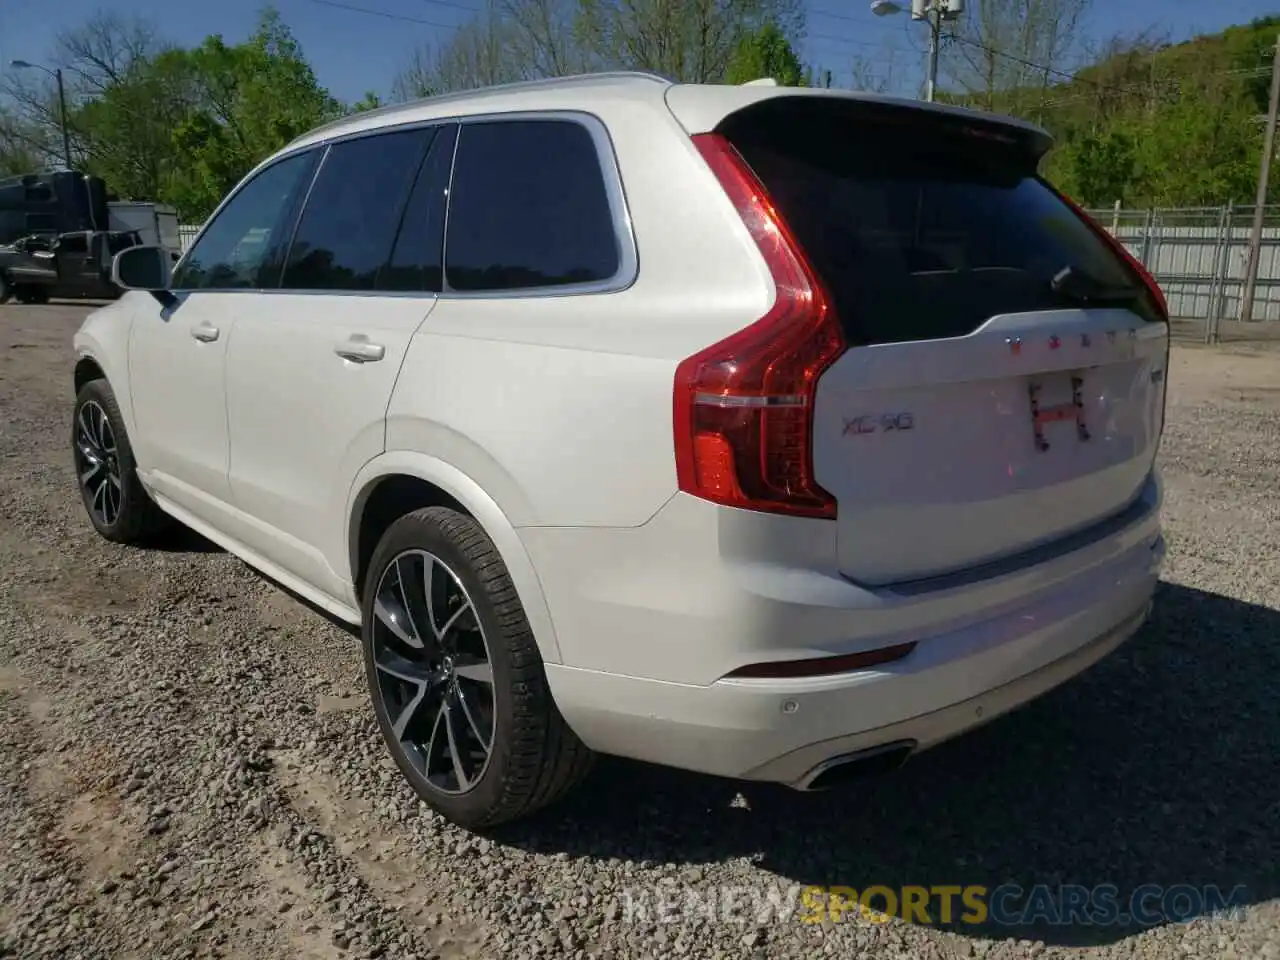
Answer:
1;302;1277;960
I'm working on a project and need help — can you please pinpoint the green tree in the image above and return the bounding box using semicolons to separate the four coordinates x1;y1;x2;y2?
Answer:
349;91;384;113
1046;127;1138;206
165;8;342;219
725;21;806;86
0;6;340;220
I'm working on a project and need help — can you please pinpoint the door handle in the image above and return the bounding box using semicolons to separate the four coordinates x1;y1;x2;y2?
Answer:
334;335;385;363
191;323;219;343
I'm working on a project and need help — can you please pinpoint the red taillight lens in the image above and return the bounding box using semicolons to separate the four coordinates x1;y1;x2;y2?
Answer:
1055;189;1169;321
673;133;846;519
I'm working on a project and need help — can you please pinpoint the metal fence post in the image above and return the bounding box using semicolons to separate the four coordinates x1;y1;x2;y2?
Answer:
1140;208;1155;267
1206;204;1227;343
1112;199;1121;233
1213;201;1235;343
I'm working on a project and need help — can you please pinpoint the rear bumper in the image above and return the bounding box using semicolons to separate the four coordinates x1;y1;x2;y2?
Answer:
780;598;1149;788
530;475;1164;784
543;550;1158;783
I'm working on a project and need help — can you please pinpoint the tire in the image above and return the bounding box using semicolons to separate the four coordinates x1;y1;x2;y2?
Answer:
0;274;9;304
15;285;49;305
361;507;592;830
72;379;173;544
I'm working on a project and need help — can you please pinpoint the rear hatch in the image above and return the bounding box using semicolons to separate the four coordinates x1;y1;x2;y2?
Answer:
716;97;1169;586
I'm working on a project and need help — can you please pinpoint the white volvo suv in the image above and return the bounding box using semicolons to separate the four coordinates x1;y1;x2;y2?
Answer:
71;72;1168;830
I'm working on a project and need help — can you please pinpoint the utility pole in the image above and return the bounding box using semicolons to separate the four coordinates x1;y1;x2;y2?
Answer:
9;60;73;170
55;69;72;171
924;2;942;103
871;0;961;104
1239;33;1280;325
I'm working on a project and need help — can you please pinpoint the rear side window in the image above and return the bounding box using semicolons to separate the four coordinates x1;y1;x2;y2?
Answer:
720;99;1157;345
282;127;433;291
444;119;620;292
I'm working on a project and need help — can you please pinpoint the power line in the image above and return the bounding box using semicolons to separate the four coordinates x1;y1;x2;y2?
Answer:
410;0;483;11
305;0;460;30
950;33;1273;100
948;34;1093;86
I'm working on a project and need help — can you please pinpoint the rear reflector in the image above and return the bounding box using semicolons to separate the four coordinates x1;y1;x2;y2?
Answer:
724;642;917;679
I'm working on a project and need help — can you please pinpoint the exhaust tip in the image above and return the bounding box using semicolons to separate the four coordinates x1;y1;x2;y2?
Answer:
798;741;916;791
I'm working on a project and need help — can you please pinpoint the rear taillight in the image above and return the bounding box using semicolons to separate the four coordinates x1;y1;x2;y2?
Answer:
672;133;846;519
1056;189;1169;322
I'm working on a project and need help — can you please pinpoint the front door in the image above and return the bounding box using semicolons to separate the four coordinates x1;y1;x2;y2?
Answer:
127;148;320;521
224;124;455;594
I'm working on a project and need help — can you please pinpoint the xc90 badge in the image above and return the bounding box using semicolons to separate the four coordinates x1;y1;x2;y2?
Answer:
843;413;914;436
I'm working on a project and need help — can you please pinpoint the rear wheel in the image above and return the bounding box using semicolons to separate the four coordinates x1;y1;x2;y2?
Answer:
72;379;172;544
361;507;592;830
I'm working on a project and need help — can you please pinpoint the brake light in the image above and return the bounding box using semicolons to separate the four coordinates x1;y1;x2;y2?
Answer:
673;133;846;519
1055;189;1169;321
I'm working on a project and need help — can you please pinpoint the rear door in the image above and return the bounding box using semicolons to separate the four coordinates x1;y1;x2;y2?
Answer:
718;98;1169;585
222;123;455;595
52;231;99;295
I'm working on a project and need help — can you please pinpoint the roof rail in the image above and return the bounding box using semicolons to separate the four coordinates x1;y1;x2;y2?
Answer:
297;71;673;144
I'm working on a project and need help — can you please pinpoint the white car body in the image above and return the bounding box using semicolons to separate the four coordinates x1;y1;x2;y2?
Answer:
73;72;1166;799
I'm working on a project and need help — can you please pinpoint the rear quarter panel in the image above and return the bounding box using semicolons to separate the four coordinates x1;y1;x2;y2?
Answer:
384;95;777;528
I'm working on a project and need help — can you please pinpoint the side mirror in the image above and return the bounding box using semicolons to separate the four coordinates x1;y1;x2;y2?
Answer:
112;244;173;292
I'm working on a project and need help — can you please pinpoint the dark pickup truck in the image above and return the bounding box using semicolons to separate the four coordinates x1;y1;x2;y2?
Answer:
0;229;142;304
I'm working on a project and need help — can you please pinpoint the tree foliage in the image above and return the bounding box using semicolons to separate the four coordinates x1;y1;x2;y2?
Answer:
1032;16;1280;206
391;0;804;97
163;10;343;218
725;21;807;86
0;6;340;221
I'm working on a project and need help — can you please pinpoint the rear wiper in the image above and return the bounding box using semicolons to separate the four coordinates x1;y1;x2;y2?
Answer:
1050;264;1144;306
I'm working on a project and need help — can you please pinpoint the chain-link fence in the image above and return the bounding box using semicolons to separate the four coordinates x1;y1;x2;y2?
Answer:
1087;203;1280;344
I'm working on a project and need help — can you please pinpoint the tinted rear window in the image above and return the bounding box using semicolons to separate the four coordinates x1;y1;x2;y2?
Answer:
720;99;1158;345
444;119;620;292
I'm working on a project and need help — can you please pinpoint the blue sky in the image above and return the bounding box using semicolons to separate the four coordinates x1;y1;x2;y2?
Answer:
2;0;1276;104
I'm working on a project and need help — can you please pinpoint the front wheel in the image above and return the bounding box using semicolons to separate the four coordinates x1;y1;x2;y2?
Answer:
72;379;172;543
361;507;592;830
15;286;50;305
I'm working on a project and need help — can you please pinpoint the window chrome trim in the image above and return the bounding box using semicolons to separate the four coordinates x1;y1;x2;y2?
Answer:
170;110;639;300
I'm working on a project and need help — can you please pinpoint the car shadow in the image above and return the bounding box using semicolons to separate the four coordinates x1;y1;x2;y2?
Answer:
496;582;1278;947
145;524;223;554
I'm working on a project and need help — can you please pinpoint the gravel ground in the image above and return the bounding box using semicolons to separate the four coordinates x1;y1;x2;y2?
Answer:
0;302;1277;960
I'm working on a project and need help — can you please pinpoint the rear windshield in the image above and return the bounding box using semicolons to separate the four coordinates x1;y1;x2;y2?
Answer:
719;99;1160;346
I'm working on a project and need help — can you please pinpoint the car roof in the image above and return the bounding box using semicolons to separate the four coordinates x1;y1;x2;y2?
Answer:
287;71;1051;153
